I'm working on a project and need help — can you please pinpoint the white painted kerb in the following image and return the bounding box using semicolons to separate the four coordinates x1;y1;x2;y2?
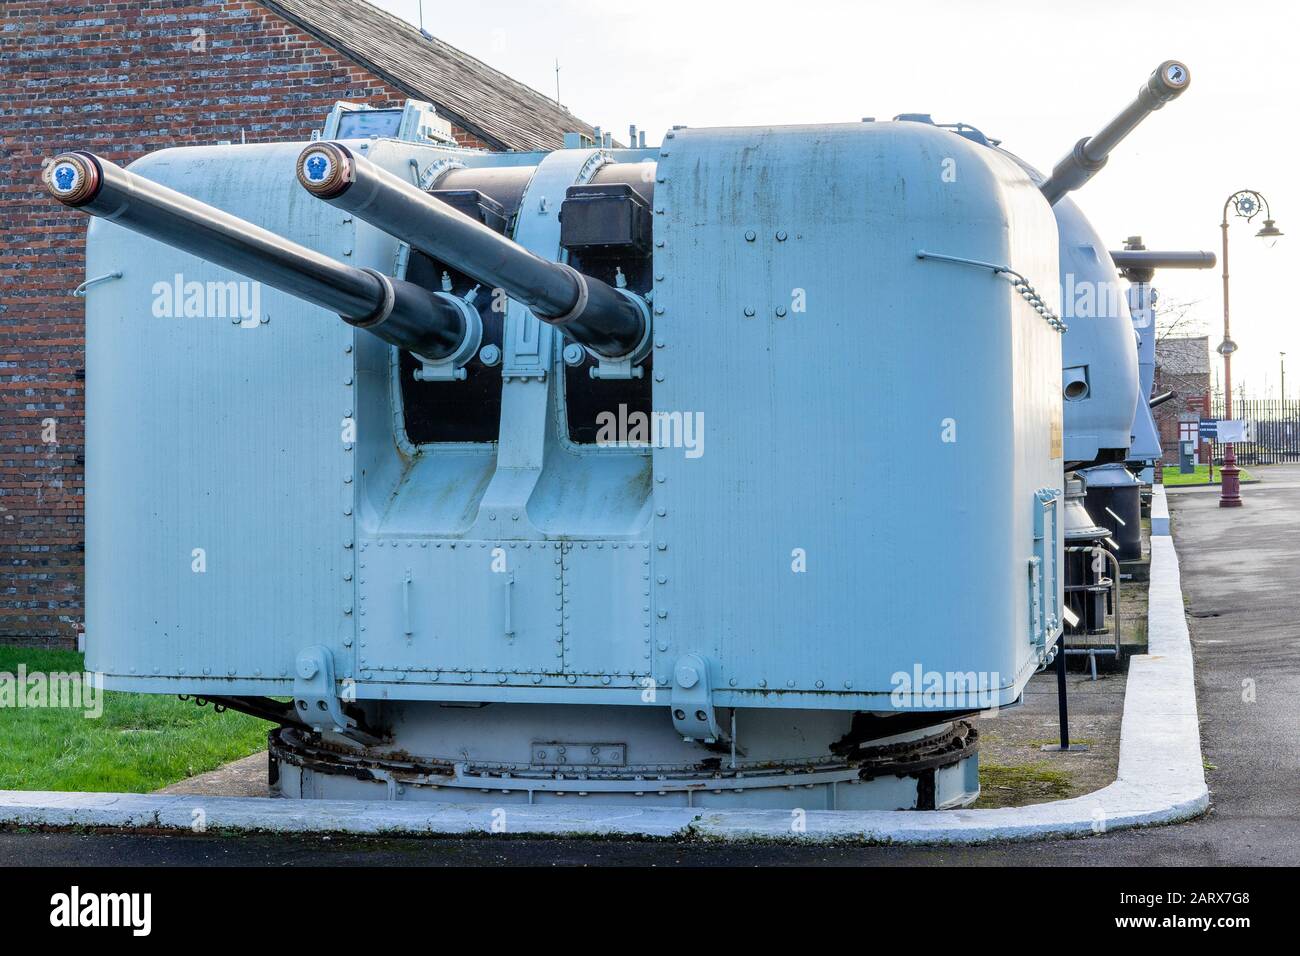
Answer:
1152;483;1171;536
0;520;1206;844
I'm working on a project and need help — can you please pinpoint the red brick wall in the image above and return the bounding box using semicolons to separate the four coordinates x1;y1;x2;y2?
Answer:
1153;372;1211;465
0;1;488;646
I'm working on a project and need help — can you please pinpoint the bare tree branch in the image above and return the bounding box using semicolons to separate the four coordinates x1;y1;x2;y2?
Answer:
1153;296;1209;346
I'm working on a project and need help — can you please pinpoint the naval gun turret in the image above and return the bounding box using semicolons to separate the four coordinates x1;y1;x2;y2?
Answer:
982;62;1195;668
995;61;1196;472
1073;240;1217;566
1111;239;1218;479
43;59;1197;812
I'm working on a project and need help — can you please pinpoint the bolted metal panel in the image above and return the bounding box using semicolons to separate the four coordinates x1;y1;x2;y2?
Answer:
354;540;563;678
84;144;358;687
651;123;1063;707
560;542;653;678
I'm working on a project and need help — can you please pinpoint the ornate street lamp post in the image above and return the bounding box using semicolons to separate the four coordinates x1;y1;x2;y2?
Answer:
1218;190;1282;507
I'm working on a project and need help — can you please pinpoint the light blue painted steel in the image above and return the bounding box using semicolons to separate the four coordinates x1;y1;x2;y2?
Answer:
1079;462;1141;489
84;143;357;689
356;540;564;678
1127;281;1163;464
1049;196;1140;465
652;123;1063;710
85;125;1063;714
996;147;1140;467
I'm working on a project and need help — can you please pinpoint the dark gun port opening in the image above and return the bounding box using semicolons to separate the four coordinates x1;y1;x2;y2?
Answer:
297;141;657;444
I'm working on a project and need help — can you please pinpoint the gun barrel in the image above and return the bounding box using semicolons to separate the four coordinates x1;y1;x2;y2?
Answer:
297;143;648;360
1109;249;1216;270
1040;60;1191;205
42;151;468;361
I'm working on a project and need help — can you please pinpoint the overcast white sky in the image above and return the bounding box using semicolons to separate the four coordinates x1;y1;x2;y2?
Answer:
376;0;1298;397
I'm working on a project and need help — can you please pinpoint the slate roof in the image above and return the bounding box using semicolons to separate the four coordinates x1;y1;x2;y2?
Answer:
258;0;595;150
1157;336;1211;376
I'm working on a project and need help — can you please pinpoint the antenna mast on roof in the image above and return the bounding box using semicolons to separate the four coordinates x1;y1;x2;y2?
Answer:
416;1;433;41
555;59;561;105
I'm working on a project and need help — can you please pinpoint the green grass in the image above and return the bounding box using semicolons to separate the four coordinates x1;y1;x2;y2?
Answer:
978;761;1074;802
0;647;270;792
1162;464;1254;487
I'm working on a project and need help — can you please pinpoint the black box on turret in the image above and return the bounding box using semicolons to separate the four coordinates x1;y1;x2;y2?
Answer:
429;188;507;233
560;183;650;255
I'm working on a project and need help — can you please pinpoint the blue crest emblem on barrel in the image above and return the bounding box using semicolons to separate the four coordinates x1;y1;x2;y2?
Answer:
53;163;78;192
305;153;329;181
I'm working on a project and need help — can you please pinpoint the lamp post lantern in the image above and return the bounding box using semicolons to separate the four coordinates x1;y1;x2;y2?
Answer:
1218;190;1282;508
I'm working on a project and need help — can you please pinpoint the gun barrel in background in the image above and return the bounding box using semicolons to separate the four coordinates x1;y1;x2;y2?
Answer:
1110;249;1216;270
42;151;469;361
1040;60;1191;205
296;142;648;360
